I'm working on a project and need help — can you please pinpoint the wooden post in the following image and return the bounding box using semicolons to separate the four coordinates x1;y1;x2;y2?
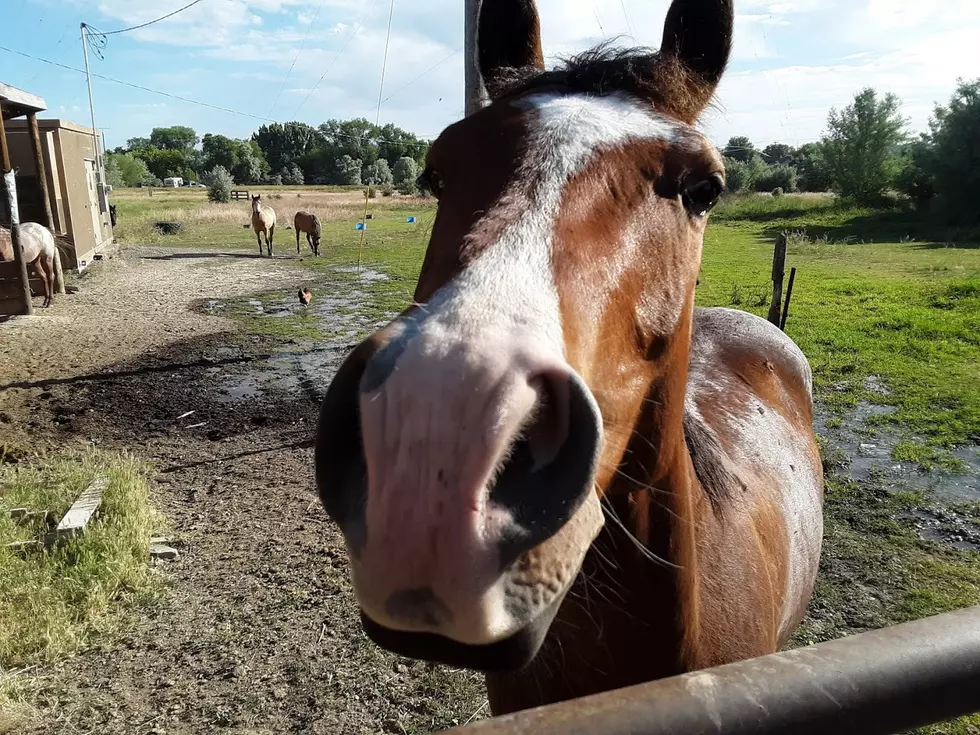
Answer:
779;267;797;332
464;0;488;116
0;112;34;317
766;232;787;327
26;112;63;295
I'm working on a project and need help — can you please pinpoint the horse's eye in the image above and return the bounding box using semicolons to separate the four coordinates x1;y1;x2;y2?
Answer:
418;168;443;198
681;173;725;218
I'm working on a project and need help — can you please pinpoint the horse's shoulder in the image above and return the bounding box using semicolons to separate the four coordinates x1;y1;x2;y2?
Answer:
684;307;817;508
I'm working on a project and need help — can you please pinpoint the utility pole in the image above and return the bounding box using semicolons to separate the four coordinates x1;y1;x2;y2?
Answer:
464;0;487;116
80;24;106;201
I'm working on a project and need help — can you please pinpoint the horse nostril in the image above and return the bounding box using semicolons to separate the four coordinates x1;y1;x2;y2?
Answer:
490;371;602;569
315;338;380;555
524;371;571;470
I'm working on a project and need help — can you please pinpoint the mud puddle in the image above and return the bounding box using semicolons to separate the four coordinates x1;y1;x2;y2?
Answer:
815;379;980;548
203;266;397;405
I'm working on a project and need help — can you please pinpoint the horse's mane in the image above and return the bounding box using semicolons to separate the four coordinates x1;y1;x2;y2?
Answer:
484;42;716;125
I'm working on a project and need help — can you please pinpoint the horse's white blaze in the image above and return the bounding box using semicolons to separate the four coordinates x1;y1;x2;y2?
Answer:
432;91;687;350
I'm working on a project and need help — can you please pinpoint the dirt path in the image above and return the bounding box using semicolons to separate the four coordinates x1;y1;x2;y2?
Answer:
1;246;484;734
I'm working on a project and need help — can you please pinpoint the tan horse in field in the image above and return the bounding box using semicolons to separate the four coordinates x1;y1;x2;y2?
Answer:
314;0;823;719
0;222;62;308
294;210;321;256
250;194;276;257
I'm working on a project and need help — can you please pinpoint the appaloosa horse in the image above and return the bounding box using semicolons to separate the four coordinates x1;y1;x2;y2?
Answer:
294;210;321;256
315;0;823;717
0;222;62;308
250;194;276;257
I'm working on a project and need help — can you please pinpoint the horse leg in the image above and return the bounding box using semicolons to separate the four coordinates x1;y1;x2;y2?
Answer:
296;228;301;255
256;229;263;256
268;225;275;257
35;258;51;308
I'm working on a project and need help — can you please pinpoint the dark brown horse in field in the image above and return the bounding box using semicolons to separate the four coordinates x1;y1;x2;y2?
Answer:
294;210;321;256
314;0;823;717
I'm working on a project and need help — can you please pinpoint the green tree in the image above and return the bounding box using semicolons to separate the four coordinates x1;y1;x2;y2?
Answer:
925;78;980;224
895;136;936;206
820;87;908;204
109;153;153;187
232;141;270;184
723;136;756;163
754;163;798;193
363;158;393;186
125;136;151;152
204;165;234;203
762;143;794;165
319;119;380;168
104;156;124;188
252;121;321;175
722;155;766;193
150;125;199;151
133;147;189;181
336;155;363;186
793;142;831;192
201;133;239;171
283;163;305;185
393;157;420;195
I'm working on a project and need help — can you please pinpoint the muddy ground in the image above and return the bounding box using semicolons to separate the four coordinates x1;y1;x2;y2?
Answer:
2;243;978;734
0;246;485;734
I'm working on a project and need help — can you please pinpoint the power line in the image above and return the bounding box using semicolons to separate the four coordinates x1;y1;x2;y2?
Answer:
267;0;328;118
0;43;437;147
359;0;397;271
363;46;462;117
102;0;208;35
0;44;275;121
294;0;385;117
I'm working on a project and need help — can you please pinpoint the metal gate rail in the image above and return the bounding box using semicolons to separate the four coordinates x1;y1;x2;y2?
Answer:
441;605;980;735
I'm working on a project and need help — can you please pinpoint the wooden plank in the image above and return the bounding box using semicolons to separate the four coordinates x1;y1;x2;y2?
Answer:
5;539;41;557
45;476;107;545
6;507;53;526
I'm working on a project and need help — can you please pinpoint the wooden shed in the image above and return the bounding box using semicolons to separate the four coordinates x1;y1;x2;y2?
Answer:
5;117;114;272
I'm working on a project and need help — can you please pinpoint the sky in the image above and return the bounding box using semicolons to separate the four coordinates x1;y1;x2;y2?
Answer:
2;0;978;151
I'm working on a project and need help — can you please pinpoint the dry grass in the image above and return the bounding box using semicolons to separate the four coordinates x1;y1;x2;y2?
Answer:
111;187;386;245
0;450;165;717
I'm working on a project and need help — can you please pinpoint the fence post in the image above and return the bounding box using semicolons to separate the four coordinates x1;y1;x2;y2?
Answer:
26;112;63;295
0;113;34;317
779;266;797;332
767;231;787;327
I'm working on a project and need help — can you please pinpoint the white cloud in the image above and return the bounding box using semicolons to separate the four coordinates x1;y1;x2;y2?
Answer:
72;0;980;149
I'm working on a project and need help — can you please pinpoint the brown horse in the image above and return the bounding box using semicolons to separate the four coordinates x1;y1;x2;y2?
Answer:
250;194;276;257
294;210;321;256
0;222;62;308
314;0;823;717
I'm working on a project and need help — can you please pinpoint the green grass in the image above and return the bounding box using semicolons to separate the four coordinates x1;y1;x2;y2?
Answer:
0;450;165;726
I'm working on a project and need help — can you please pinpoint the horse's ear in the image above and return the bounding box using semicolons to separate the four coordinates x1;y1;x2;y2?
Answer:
657;0;733;122
478;0;545;97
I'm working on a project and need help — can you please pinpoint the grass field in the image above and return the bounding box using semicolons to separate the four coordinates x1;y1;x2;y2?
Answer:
108;186;980;733
0;450;165;730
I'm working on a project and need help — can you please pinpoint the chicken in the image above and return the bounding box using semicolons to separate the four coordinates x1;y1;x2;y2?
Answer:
298;287;312;306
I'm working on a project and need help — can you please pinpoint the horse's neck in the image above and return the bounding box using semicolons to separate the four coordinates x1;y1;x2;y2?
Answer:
486;302;707;714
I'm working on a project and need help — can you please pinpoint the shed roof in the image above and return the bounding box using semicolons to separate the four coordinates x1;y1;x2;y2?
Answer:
0;82;47;121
